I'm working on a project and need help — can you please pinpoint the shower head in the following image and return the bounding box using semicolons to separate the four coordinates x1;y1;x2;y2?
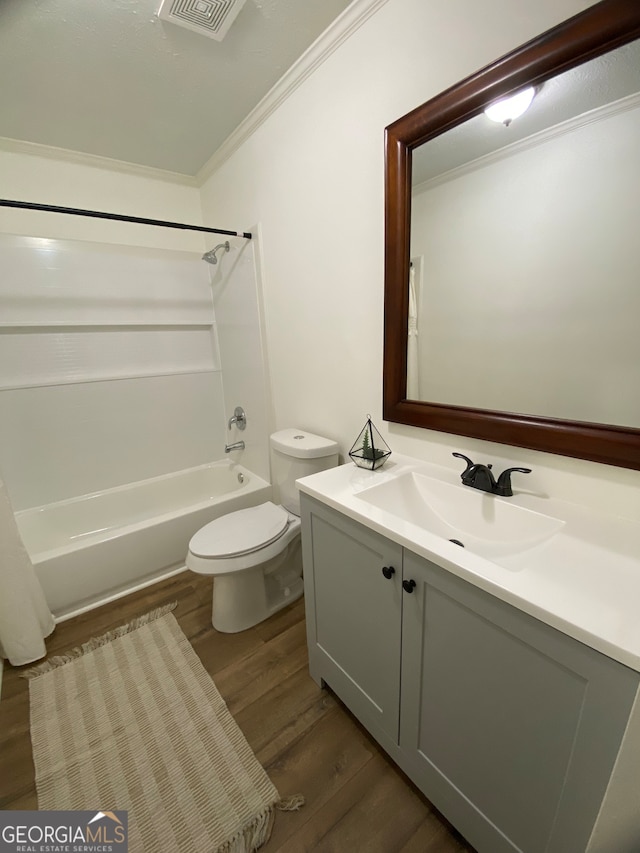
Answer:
202;241;230;264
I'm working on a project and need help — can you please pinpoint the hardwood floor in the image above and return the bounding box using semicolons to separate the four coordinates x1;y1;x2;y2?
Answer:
0;572;476;852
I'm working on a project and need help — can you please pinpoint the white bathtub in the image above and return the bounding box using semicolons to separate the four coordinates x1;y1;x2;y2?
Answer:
15;461;271;619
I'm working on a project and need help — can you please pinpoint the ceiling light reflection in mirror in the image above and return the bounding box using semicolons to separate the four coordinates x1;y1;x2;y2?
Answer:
484;86;536;126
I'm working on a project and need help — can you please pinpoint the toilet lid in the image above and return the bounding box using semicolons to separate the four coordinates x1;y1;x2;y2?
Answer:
189;501;290;559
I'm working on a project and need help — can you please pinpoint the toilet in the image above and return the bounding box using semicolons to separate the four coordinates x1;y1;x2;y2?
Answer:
186;429;339;632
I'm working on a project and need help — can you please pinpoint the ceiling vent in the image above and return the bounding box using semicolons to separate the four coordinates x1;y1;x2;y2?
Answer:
157;0;247;41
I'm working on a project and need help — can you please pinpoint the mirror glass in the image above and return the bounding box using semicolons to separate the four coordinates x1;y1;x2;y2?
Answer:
408;39;640;428
384;1;640;470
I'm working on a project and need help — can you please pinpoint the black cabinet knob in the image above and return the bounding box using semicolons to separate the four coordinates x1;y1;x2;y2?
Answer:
382;566;395;579
402;579;416;593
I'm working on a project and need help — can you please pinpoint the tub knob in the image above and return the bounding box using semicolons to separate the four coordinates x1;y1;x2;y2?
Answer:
228;406;247;431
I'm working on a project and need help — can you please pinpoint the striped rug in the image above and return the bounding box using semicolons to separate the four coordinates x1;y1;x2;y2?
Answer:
26;604;301;852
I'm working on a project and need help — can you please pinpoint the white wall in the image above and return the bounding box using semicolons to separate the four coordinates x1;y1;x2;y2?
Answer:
0;147;204;252
411;104;640;426
198;0;640;519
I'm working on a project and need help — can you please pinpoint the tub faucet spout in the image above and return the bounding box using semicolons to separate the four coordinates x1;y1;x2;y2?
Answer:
225;441;245;453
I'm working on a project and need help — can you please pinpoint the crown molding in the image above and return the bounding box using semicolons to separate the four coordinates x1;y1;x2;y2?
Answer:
413;91;640;195
196;0;392;184
0;136;199;187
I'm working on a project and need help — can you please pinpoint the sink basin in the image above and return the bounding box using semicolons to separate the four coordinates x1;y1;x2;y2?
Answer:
357;471;565;560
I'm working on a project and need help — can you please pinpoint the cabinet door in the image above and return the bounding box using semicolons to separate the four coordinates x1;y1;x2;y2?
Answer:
301;496;402;745
400;552;639;853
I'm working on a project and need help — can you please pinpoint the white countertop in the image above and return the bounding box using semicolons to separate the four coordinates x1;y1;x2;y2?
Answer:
297;454;640;673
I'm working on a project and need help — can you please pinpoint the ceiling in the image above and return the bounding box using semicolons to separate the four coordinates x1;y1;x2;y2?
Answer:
0;0;353;177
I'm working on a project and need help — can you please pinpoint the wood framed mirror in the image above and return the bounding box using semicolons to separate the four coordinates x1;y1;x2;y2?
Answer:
383;0;640;470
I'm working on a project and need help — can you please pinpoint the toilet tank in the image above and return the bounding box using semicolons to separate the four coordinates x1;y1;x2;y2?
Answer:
270;429;339;515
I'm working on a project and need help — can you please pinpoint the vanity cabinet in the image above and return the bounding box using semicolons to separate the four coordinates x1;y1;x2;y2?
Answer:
301;495;640;853
302;500;403;744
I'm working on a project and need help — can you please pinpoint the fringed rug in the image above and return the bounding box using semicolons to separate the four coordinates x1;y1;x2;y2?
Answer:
25;604;302;852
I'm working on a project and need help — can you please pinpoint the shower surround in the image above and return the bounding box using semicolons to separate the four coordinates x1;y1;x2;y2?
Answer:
0;232;271;616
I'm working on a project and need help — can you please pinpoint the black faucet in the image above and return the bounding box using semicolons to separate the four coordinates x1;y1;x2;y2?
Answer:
453;453;532;497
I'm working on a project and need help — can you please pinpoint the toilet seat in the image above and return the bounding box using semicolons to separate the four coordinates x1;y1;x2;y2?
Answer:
190;501;289;559
186;501;301;576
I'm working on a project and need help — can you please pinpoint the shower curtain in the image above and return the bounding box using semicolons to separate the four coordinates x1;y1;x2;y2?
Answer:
0;475;54;666
407;264;420;399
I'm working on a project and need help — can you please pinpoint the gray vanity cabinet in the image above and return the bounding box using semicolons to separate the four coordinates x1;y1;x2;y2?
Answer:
300;495;640;853
301;498;403;744
400;550;638;853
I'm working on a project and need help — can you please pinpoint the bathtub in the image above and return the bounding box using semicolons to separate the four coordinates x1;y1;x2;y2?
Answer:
15;461;272;620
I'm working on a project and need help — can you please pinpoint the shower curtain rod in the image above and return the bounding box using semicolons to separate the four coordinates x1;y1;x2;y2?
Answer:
0;198;252;239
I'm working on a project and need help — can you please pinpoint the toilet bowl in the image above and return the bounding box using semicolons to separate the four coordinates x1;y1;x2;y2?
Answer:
186;429;339;632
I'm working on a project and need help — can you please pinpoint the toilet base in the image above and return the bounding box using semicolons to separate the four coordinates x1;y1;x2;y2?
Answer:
211;537;303;633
